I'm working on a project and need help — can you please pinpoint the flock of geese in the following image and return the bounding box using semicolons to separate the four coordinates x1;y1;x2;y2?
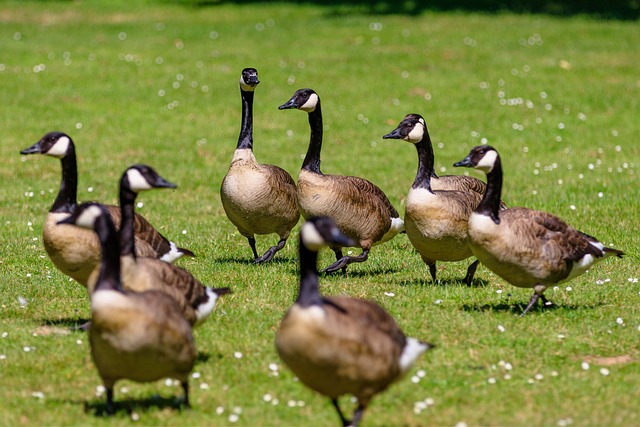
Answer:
19;67;624;426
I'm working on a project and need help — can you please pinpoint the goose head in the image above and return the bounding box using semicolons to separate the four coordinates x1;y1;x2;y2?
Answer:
454;145;500;174
56;202;105;229
278;88;320;113
382;114;426;144
300;217;354;253
21;131;73;159
240;67;260;92
121;164;177;194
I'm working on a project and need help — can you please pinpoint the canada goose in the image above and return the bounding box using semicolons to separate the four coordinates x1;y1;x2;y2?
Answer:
220;68;299;263
58;202;196;415
112;164;231;327
383;114;488;285
278;89;404;273
19;131;193;286
276;217;432;427
454;145;625;315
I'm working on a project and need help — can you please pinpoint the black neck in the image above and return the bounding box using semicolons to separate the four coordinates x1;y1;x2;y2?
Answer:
236;89;254;150
412;136;435;191
118;185;138;258
295;239;323;307
51;149;78;213
94;214;122;292
476;158;504;224
301;104;323;174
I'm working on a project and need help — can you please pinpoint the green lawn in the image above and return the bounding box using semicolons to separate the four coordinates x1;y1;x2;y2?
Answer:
1;1;639;426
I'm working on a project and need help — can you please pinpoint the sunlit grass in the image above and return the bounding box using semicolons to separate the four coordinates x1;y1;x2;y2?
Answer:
1;1;639;426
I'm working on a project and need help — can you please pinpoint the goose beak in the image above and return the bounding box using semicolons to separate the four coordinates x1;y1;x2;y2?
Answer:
153;177;177;189
20;141;43;155
453;156;474;168
330;229;355;248
382;128;402;140
278;98;297;110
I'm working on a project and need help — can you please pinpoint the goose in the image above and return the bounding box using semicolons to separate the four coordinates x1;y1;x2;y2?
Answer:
221;68;299;263
383;113;491;285
107;164;231;327
276;217;433;427
454;145;625;315
19;132;194;286
278;89;404;273
58;202;196;415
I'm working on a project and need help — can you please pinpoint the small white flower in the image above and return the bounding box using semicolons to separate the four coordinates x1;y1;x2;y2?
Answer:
165;378;173;386
550;371;559;377
76;339;82;345
234;351;243;359
581;362;590;370
504;363;513;371
417;369;426;378
434;299;442;305
616;317;624;325
504;374;512;380
131;412;140;421
287;400;296;407
192;372;201;379
263;394;272;402
535;374;544;380
411;375;420;383
600;368;610;376
497;325;505;333
384;292;395;297
487;377;497;384
23;346;31;352
32;391;45;399
228;414;239;423
215;406;224;415
199;383;209;390
425;397;435;406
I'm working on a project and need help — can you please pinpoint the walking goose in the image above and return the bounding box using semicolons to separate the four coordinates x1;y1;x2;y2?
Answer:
454;145;625;315
276;217;432;427
58;202;196;415
20;131;193;286
221;68;299;263
110;164;231;327
278;89;404;273
383;113;486;284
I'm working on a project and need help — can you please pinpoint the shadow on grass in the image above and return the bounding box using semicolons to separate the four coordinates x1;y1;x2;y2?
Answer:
397;277;490;288
459;299;600;315
83;394;189;417
321;265;402;278
213;255;298;265
41;317;91;331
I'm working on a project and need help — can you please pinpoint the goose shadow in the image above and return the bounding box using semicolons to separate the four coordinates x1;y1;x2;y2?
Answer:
397;277;490;288
83;394;189;417
212;255;297;265
320;265;402;279
40;318;91;331
459;300;600;315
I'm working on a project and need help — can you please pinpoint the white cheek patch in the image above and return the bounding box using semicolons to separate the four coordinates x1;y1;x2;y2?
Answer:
301;222;326;251
126;168;153;192
74;205;103;229
239;75;256;92
300;93;319;112
407;122;425;143
475;150;498;173
47;136;71;158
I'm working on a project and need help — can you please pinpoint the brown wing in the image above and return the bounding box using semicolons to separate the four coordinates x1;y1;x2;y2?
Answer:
105;205;193;259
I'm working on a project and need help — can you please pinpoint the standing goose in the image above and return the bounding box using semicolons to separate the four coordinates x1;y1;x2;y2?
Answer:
111;164;231;327
278;89;404;273
20;132;193;286
220;68;299;263
276;217;432;427
58;202;196;415
383;113;489;285
454;145;625;315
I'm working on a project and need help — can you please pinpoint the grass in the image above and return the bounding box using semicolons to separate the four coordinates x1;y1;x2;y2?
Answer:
1;1;639;425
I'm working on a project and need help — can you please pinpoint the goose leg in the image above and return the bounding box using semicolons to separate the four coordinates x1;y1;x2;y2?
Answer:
540;294;554;308
331;399;351;427
254;238;287;264
521;293;540;316
428;263;437;282
463;260;480;286
181;381;191;409
350;404;366;427
247;237;259;260
322;250;369;274
105;387;115;415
